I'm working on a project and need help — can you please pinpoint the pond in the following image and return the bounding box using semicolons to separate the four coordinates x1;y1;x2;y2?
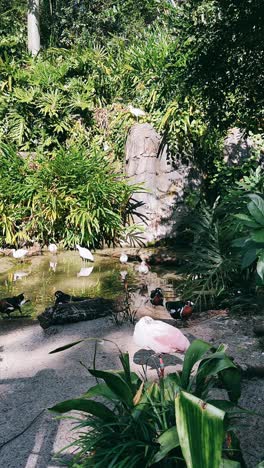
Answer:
0;250;181;320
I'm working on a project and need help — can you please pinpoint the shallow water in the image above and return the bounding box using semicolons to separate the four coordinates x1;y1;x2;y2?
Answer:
0;250;180;319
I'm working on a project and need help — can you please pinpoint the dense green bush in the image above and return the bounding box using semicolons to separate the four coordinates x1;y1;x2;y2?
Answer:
0;144;140;248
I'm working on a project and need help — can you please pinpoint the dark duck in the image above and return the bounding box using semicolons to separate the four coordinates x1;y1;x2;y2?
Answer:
166;300;194;321
54;290;91;305
150;288;164;306
0;293;29;317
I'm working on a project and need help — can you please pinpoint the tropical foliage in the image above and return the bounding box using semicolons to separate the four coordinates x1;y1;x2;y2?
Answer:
0;143;141;248
49;338;245;467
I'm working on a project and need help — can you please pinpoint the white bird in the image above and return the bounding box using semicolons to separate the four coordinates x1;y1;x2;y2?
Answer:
128;104;146;120
49;261;57;272
120;270;128;281
133;316;190;354
77;267;94;277
76;244;94;262
137;260;149;274
13;271;29;281
120;253;128;264
48;243;58;254
12;249;28;261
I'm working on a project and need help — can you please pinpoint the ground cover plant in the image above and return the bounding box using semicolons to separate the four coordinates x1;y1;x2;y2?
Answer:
50;338;246;467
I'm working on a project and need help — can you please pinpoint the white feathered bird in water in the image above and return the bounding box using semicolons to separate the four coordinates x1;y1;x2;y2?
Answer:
120;253;128;264
48;243;58;254
76;244;94;262
137;260;149;274
133;316;190;354
12;248;28;261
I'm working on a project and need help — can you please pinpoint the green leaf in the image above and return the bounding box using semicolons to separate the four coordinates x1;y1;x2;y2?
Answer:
251;229;264;243
220;460;241;467
181;339;212;389
152;426;180;463
235;213;260;228
247;195;264;226
88;368;134;407
219;367;241;402
196;352;237;398
49;339;85;353
49;398;116;422
176;391;225;468
82;383;117;401
257;251;264;281
232;237;250;248
241;248;257;269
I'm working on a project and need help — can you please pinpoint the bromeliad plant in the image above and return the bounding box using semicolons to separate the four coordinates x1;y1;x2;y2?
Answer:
49;338;245;467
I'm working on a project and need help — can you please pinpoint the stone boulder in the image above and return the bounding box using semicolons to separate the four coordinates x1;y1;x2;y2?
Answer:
125;123;200;244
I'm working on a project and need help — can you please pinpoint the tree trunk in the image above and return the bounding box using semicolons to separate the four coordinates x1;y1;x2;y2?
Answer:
28;0;40;56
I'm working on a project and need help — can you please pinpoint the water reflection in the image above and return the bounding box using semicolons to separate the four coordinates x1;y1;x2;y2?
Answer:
77;267;94;277
13;271;29;281
0;250;182;320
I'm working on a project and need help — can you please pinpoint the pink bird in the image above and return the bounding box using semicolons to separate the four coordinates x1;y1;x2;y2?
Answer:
133;316;190;354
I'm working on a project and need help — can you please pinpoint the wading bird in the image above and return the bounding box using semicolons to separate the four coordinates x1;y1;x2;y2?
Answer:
12;249;28;261
133;316;190;354
76;245;94;262
120;253;128;264
48;243;58;254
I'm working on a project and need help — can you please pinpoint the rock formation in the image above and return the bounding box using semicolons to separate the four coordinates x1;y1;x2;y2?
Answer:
125;123;200;244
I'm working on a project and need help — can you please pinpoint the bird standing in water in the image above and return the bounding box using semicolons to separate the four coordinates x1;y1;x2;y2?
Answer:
137;260;149;274
120;253;128;264
150;288;164;306
76;245;94;262
48;243;58;254
12;248;28;261
166;300;194;321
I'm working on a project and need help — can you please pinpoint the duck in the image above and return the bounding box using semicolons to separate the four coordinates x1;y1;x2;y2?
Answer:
0;293;29;317
12;248;28;261
165;300;194;321
120;253;128;264
76;244;94;262
133;316;190;354
137;260;149;275
54;290;91;305
150;288;164;306
48;243;58;254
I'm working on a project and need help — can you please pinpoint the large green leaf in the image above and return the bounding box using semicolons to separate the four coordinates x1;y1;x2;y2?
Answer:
247;195;264;226
252;229;264;243
181;339;212;389
152;426;180;463
235;213;260;228
82;382;117;401
88;368;134;407
195;352;237;398
257;251;264;281
175;391;225;468
241;248;257;269
49;398;116;422
219;367;241;402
